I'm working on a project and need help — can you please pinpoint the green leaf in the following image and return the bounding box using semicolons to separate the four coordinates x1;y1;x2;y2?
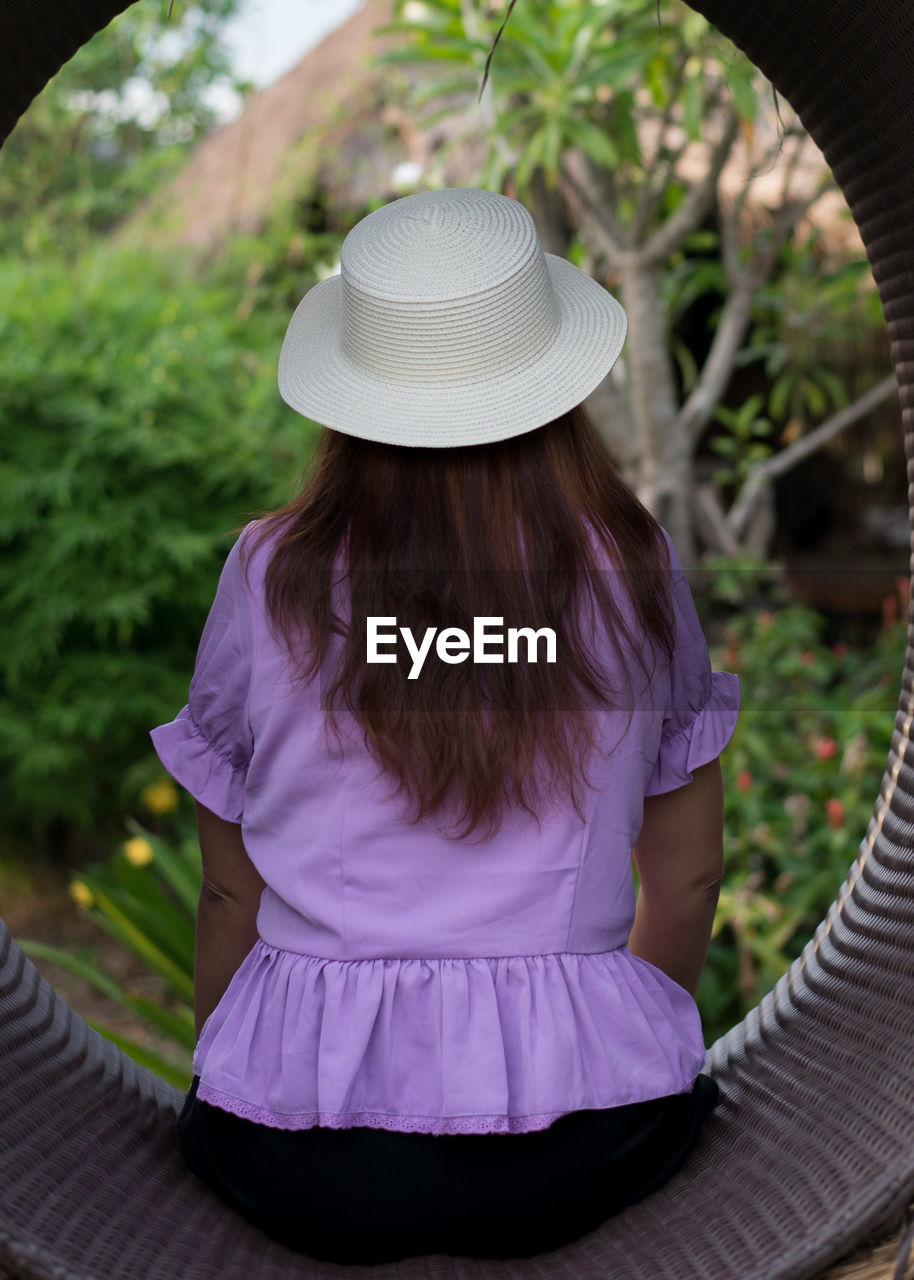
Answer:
125;992;196;1048
514;130;547;196
815;366;851;412
547;112;567;179
768;373;792;422
88;888;194;1003
80;868;194;971
18;938;129;1005
681;75;703;141
728;59;760;121
645;52;668;107
568;118;619;168
670;335;699;395
800;375;827;417
126;820;201;916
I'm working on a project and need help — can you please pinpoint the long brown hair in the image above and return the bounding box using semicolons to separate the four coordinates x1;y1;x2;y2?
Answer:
245;403;676;842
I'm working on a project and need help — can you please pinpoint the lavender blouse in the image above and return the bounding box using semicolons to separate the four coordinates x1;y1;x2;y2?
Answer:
151;520;740;1136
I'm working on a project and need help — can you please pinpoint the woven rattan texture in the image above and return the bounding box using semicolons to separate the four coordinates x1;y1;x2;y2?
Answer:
2;0;914;1277
0;0;133;142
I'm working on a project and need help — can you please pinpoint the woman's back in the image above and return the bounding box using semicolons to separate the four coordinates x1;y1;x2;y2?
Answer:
156;187;740;1261
153;505;737;1133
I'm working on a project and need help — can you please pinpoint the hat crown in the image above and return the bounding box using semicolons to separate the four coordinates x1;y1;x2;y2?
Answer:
277;185;628;448
338;189;560;385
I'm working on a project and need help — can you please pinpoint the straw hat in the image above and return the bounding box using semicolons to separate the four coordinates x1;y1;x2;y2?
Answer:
278;187;627;448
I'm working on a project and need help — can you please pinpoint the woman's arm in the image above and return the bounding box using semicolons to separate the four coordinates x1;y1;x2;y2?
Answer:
193;801;267;1039
628;757;725;999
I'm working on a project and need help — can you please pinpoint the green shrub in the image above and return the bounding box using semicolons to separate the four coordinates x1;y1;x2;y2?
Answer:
699;579;908;1043
0;242;324;847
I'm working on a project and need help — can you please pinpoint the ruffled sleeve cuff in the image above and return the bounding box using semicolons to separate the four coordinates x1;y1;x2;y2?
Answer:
645;670;741;796
150;706;247;824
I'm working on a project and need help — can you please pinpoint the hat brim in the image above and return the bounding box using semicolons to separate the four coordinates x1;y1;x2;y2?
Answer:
277;255;627;447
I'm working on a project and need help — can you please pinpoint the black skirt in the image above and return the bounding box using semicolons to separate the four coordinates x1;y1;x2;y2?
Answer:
177;1072;720;1265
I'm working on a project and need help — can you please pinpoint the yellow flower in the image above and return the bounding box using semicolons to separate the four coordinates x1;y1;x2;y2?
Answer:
124;837;154;867
69;881;94;909
141;778;179;815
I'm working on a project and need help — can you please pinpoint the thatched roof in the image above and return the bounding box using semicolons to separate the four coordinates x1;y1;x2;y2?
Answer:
124;0;486;250
125;0;862;264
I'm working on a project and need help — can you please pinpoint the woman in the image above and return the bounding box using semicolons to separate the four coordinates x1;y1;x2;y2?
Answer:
151;187;740;1265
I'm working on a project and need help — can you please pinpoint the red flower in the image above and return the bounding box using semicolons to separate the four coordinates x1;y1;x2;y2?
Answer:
826;797;844;829
757;610;775;629
723;629;741;666
801;651;816;666
736;770;753;794
814;737;839;761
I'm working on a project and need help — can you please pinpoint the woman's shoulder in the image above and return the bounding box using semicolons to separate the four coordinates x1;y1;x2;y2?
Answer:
201;519;279;616
233;516;283;584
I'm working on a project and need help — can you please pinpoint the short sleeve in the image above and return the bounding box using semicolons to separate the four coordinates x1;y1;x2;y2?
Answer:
149;527;256;823
644;527;741;796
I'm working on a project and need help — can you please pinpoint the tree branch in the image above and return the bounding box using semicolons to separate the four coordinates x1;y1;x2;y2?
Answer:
774;123;811;208
692;483;743;556
631;52;691;234
722;121;808;274
559;147;629;262
678;277;758;447
527;166;573;256
585;374;637;469
678;175;836;447
726;374;899;541
641;107;740;264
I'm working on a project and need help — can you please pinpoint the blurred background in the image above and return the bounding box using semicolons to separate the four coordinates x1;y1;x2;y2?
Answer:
0;0;907;1084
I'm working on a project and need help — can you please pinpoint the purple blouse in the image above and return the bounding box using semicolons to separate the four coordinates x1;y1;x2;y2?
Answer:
151;520;740;1135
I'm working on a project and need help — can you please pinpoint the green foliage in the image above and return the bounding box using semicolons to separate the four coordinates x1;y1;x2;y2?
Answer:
377;0;761;208
0;241;325;844
665;219;888;455
708;394;775;487
379;0;891;521
0;0;249;256
697;575;908;1044
736;226;889;430
699;553;777;610
19;808;199;1087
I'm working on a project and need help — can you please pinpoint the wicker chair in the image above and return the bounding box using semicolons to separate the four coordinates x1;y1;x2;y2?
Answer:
2;1;914;1276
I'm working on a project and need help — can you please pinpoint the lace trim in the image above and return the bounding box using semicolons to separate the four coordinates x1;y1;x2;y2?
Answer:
195;1082;570;1135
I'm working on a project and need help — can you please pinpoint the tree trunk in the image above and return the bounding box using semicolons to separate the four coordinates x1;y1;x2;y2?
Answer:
616;255;695;562
527;168;573;257
584;376;638;482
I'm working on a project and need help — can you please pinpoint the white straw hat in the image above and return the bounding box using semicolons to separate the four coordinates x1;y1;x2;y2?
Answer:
278;187;627;448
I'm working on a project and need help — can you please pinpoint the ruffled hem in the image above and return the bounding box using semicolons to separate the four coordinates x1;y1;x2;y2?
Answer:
192;941;707;1136
150;706;246;824
645;669;740;795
